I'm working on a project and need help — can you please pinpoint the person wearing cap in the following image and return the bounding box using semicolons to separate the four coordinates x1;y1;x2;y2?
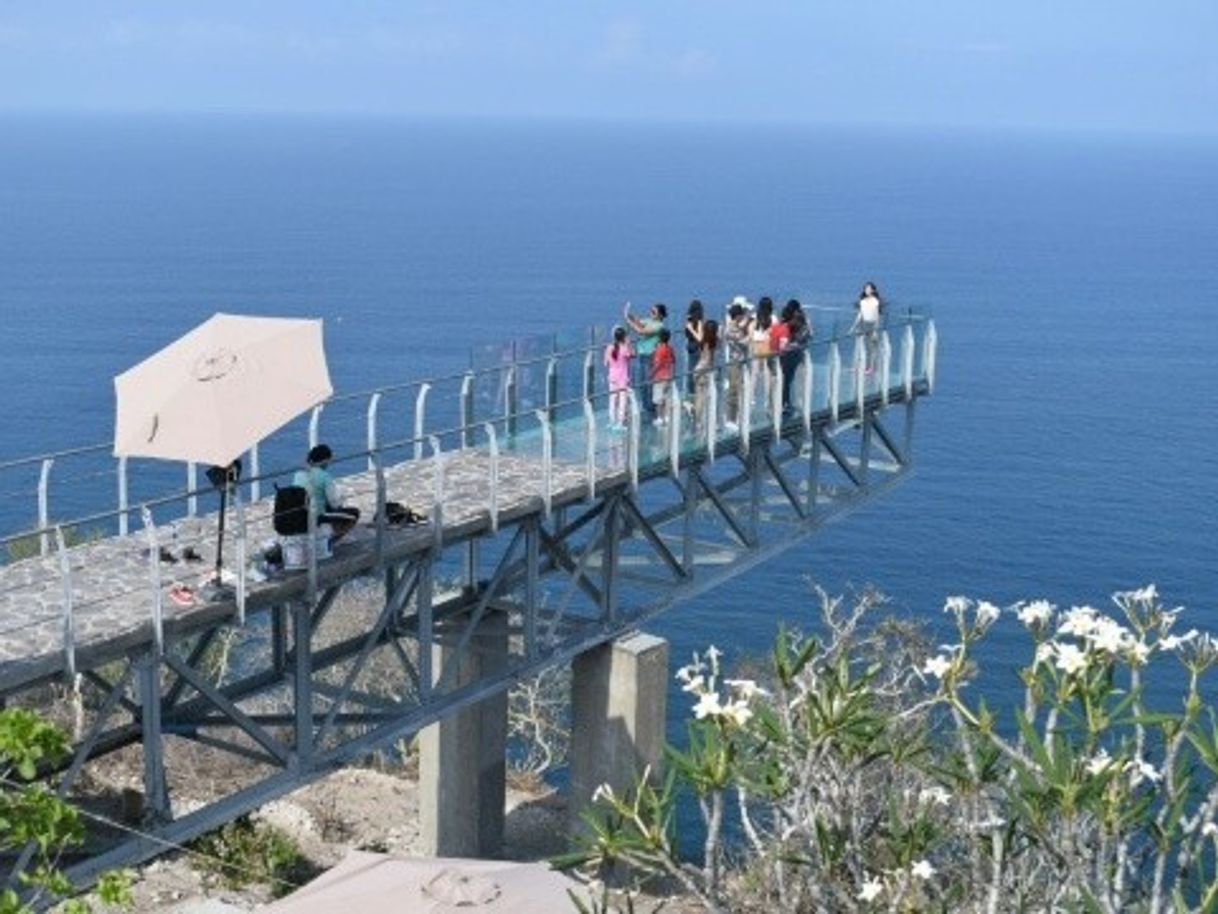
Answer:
293;444;361;543
624;302;667;418
723;296;753;432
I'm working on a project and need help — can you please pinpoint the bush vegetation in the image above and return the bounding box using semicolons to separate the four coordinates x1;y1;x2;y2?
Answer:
560;586;1218;913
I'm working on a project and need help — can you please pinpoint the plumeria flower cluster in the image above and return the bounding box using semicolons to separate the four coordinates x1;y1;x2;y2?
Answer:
855;859;937;904
674;646;768;728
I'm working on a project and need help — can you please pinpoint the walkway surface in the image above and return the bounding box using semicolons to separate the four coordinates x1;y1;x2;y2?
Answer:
0;448;592;692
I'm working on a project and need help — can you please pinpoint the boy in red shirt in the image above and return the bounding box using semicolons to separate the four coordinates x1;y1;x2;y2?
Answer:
651;328;676;426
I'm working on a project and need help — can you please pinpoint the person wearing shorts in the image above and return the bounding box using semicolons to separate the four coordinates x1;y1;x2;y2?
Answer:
294;444;360;543
651;328;676;426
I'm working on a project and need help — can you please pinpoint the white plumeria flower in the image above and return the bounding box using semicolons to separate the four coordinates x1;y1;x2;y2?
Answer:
1055;643;1089;676
1126;759;1161;787
919;786;952;807
722;700;754;727
1017;600;1055;628
944;596;970;615
1058;606;1100;638
706;645;723;667
857;876;884;902
975;601;1001;629
922;654;953;679
724;679;770;700
1085;748;1115;776
680;674;706;694
1127;639;1152;665
1160;629;1199;651
910;859;936;880
1090;617;1132;655
1202;822;1218;838
1132;584;1158;603
1034;642;1057;668
692;691;723;720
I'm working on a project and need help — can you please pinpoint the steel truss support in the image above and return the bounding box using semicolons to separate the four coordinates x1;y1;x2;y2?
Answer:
19;380;926;892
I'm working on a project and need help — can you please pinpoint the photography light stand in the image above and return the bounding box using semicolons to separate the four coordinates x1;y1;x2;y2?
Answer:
201;459;241;603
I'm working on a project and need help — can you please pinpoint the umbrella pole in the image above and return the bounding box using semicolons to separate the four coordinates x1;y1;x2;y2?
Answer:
214;481;228;584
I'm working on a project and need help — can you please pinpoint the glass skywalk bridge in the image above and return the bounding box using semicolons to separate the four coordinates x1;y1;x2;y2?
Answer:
0;309;936;886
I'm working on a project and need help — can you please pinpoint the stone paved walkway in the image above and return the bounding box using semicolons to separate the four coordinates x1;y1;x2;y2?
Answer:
0;448;602;692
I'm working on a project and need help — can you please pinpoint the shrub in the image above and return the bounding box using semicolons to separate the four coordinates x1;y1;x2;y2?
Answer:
190;816;315;899
560;586;1218;913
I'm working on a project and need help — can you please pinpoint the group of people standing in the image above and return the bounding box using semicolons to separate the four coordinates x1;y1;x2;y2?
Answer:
604;283;885;432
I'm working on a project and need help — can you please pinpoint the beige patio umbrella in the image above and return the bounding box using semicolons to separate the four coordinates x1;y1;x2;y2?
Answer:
114;313;333;590
264;851;578;913
114;312;332;468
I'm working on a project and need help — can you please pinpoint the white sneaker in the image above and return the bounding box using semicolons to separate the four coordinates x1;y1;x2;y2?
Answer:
653;418;667;427
724;421;739;433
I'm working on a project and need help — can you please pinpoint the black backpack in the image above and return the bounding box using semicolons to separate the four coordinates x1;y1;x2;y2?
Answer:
273;485;310;536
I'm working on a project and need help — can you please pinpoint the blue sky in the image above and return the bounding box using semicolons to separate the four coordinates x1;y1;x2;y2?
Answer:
1;2;1215;134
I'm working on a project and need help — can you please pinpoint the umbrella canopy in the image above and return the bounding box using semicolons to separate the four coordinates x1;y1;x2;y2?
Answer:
264;852;577;913
114;313;332;467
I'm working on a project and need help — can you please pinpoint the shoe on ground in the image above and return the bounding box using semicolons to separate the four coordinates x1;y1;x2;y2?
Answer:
724;421;739;433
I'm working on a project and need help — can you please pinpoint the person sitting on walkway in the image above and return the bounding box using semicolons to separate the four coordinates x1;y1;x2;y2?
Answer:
294;444;360;543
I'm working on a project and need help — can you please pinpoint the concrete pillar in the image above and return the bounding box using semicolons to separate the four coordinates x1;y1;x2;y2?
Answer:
569;631;669;832
418;611;508;857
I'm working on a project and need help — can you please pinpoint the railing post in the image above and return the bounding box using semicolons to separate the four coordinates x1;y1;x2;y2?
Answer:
414;383;432;461
308;404;323;449
853;335;866;416
306;487;318;608
925;319;938;393
140;506;163;655
186;462;198;518
38;458;53;556
626;390;640;492
366;392;381;471
879;332;892;406
740;364;752;454
771;357;784;433
706;371;718;464
902;324;915;400
373;449;387;569
249;443;261;503
429;435;445;553
802;349;814;434
669;379;681;478
546;357;559;424
582;400;596;500
483;423;500;532
460;372;475;449
535;409;553;517
583;350;595;401
506;365;519;438
233;484;247;626
54;525;74;680
117;456;129;537
829;343;842;424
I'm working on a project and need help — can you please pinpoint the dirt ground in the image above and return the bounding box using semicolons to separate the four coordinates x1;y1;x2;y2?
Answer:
110;767;573;912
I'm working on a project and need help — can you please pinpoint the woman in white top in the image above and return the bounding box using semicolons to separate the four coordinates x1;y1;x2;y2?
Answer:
851;282;884;374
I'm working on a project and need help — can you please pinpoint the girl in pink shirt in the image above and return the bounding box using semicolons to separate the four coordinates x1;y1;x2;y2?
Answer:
604;326;634;431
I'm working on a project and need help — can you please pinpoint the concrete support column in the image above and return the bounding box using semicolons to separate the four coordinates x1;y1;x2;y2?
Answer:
418;611;508;857
569;631;669;832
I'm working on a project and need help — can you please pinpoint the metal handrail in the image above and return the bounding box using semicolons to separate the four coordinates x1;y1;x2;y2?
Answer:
0;312;936;548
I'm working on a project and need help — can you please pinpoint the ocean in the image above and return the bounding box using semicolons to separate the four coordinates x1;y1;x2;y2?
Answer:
1;113;1216;733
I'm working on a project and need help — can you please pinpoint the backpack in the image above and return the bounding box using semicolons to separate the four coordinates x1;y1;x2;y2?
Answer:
273;485;310;536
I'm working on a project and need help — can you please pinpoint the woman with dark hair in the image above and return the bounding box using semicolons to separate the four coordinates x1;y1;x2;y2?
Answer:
293;443;361;543
850;281;884;374
693;318;719;430
684;299;705;396
775;299;810;414
604;325;634;432
751;296;774;409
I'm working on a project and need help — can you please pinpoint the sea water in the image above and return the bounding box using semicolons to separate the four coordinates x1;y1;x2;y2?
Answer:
1;113;1216;769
